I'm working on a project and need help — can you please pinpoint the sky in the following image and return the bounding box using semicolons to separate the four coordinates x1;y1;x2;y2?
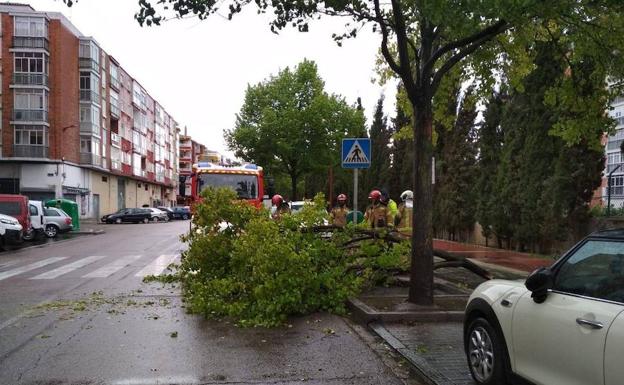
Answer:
24;0;397;157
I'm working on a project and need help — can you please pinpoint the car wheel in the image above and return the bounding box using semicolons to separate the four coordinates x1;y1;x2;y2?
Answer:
466;317;508;385
115;218;122;224
152;217;159;222
22;229;35;241
143;217;150;224
182;214;189;220
45;224;59;238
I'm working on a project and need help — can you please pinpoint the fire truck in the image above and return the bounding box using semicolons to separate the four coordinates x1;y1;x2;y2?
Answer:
190;162;265;208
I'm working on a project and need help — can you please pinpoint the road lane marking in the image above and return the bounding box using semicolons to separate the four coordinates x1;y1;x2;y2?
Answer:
30;255;106;279
82;255;142;278
0;257;67;281
134;254;178;277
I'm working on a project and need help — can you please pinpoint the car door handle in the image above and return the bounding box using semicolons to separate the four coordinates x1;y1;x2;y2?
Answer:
576;318;604;330
501;299;513;307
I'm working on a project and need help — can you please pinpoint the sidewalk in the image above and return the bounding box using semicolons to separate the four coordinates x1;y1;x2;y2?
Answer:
363;242;540;385
434;239;555;272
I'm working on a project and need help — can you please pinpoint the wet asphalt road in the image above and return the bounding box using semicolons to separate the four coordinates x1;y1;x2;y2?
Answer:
0;220;406;385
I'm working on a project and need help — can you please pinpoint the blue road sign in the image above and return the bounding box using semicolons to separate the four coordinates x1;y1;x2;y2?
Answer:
342;138;371;169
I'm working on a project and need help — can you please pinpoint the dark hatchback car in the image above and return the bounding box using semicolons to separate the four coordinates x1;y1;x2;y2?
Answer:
171;206;191;220
157;206;175;220
101;208;152;224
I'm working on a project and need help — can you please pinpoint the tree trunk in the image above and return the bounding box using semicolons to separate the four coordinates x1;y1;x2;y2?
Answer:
408;99;434;305
290;174;298;201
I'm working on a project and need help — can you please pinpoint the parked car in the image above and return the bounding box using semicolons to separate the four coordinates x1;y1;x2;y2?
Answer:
464;229;624;385
157;206;175;221
0;194;31;240
102;208;152;224
147;208;169;222
171;206;191;220
43;207;73;238
0;213;23;250
27;200;46;240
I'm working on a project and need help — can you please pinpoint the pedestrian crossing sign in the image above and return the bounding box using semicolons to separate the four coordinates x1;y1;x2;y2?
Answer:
342;138;371;169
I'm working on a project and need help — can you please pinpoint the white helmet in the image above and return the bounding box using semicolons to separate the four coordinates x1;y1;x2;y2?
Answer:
400;190;413;201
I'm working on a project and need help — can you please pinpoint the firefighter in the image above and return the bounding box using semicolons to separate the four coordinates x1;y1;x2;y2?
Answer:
330;194;350;227
395;190;413;231
380;189;399;223
364;189;394;229
271;194;291;220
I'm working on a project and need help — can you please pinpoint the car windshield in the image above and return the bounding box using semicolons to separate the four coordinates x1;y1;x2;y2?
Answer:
0;202;21;215
197;173;258;199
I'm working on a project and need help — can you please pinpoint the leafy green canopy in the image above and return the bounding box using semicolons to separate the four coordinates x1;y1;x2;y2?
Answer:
225;59;364;200
178;188;357;326
178;187;408;326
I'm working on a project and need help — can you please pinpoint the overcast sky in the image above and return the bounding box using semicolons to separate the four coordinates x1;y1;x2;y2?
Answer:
26;0;396;156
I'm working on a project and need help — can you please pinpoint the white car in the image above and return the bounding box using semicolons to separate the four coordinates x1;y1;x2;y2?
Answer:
0;213;23;249
464;229;624;385
147;207;169;222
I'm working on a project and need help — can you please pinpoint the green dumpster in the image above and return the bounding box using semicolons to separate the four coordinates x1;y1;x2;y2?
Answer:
46;199;80;231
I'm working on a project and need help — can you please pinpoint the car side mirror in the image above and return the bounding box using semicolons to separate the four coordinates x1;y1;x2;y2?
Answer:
525;267;554;304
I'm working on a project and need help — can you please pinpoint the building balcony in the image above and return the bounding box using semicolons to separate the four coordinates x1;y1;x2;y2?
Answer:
13;145;48;158
110;104;120;119
110;76;120;91
12;73;48;87
80;90;100;104
80;152;101;166
12;109;48;122
13;36;49;51
79;57;99;72
111;132;121;148
80;122;100;137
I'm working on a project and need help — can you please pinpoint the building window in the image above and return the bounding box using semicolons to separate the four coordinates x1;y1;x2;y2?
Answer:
14;88;47;110
79;41;99;62
80;72;100;94
14;52;48;74
14;125;47;145
80;106;100;124
14;17;47;38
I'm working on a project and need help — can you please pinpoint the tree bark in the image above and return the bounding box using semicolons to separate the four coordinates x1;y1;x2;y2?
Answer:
408;99;434;305
290;174;298;201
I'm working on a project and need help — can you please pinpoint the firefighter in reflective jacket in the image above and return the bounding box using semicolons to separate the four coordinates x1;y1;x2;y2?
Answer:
364;189;394;229
330;194;349;227
271;194;291;220
395;190;414;231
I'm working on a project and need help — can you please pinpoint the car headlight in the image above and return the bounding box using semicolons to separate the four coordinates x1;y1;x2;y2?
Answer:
0;218;18;225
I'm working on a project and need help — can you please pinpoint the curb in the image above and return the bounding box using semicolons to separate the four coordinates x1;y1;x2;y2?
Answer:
347;297;465;324
370;321;456;385
70;229;106;235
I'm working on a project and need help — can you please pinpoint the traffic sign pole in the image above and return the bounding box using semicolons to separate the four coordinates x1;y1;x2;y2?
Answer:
353;168;358;224
341;138;370;225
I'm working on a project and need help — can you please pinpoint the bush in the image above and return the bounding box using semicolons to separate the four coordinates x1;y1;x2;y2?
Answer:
179;188;364;326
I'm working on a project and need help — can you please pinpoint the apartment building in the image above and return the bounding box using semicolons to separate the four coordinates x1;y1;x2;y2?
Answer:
177;133;206;204
0;4;180;218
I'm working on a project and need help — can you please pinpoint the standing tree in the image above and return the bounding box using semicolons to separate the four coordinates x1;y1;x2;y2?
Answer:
368;95;391;193
121;0;624;305
434;86;478;241
225;59;365;200
475;92;505;247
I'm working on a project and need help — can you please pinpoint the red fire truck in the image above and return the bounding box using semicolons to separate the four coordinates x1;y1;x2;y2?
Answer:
190;162;265;208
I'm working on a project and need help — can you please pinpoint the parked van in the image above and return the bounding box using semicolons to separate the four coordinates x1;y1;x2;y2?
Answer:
27;200;46;240
0;194;31;239
0;213;23;250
